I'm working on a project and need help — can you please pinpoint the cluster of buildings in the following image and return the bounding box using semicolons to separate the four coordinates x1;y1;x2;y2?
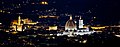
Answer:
10;16;38;32
58;16;95;37
3;15;96;36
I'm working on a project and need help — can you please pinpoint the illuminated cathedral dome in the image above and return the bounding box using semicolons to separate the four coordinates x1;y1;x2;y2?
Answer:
65;16;77;30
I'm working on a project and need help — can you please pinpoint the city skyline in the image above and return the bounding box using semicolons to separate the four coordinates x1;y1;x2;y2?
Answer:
0;0;120;47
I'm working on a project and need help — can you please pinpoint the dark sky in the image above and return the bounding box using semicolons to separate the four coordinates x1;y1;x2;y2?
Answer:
0;0;120;25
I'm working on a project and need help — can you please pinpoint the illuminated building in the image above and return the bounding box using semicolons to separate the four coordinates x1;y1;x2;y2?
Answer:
11;16;38;31
79;16;84;28
58;16;95;37
91;26;106;30
18;16;21;25
22;18;37;25
65;16;77;30
39;16;59;19
49;26;57;30
74;16;95;35
11;16;23;31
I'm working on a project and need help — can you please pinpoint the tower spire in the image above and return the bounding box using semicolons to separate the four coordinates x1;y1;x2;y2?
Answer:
80;16;82;20
18;16;21;25
70;16;72;20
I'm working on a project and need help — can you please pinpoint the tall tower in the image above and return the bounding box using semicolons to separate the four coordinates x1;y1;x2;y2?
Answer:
17;16;22;31
79;16;84;28
18;16;21;25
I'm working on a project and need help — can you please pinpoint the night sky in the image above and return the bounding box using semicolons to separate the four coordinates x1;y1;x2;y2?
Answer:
0;0;120;25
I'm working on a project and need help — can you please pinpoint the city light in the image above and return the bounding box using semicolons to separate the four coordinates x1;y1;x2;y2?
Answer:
11;31;18;34
49;26;57;30
0;0;119;47
41;1;48;5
